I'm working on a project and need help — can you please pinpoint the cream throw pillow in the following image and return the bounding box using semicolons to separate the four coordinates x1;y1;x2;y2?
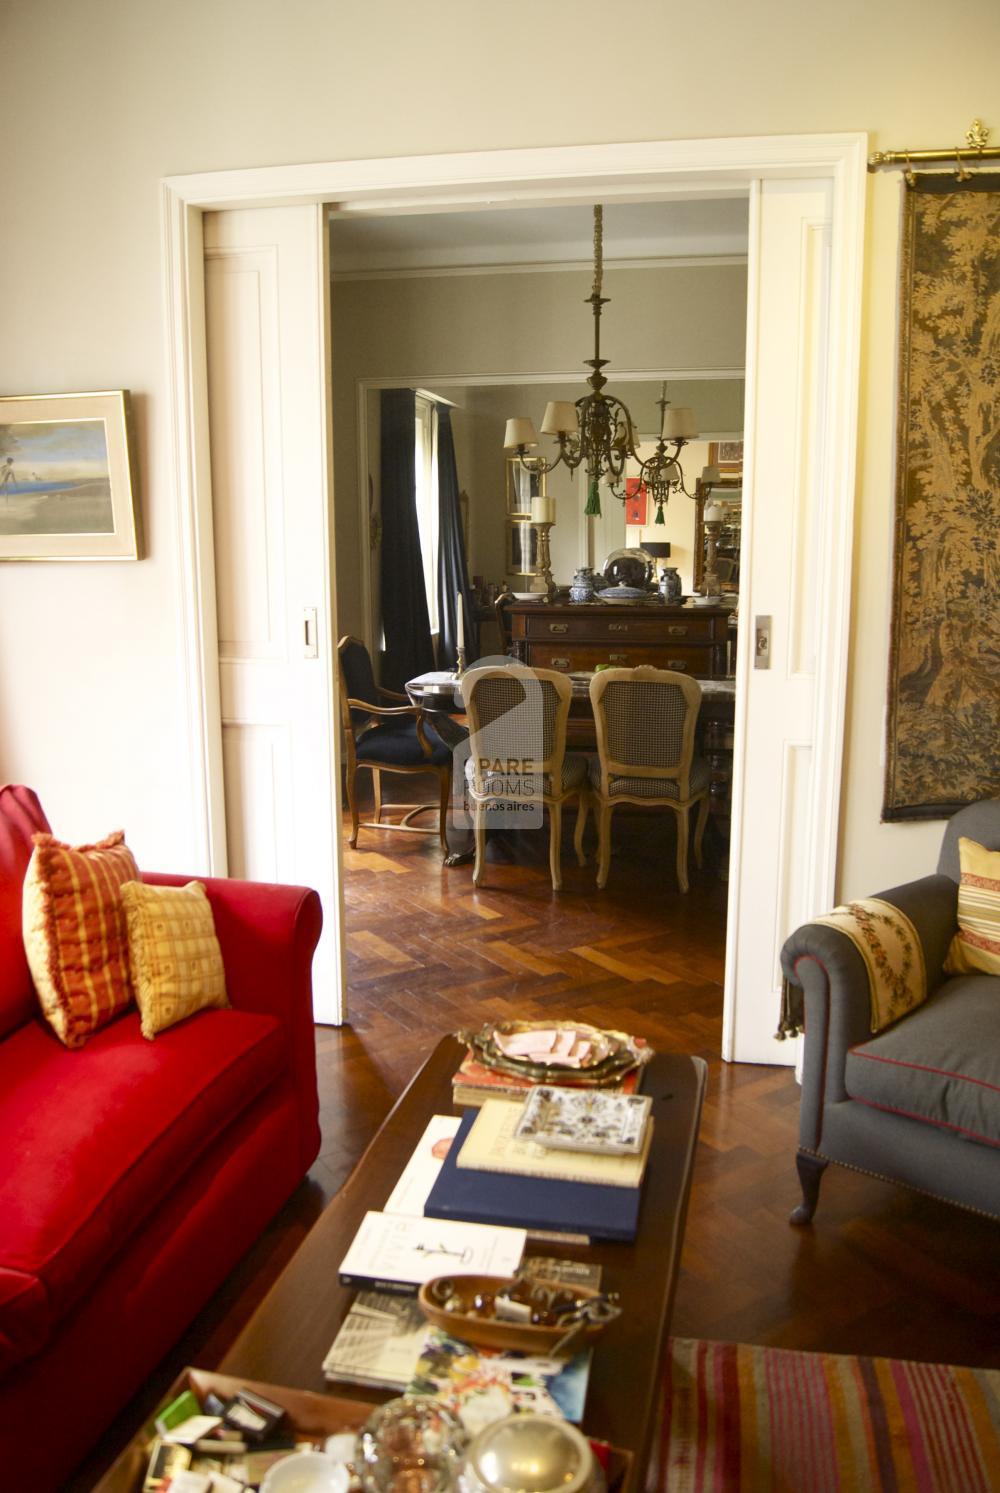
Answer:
121;880;228;1038
944;837;1000;977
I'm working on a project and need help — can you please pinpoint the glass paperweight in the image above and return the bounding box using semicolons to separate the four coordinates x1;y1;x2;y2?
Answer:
356;1396;466;1493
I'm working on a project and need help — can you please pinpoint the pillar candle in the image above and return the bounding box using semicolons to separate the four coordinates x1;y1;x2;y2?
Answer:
530;495;555;525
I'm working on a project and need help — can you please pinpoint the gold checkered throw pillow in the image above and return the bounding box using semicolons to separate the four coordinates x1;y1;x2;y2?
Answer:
121;880;228;1038
944;837;1000;977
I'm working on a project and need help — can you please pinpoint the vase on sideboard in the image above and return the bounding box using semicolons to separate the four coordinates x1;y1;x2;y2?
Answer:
569;566;597;603
658;565;682;603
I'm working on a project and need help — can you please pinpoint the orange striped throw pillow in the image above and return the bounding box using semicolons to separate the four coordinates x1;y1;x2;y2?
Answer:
944;836;1000;977
22;830;139;1048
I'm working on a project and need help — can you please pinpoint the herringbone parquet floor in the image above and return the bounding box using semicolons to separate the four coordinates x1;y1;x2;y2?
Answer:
72;806;1000;1489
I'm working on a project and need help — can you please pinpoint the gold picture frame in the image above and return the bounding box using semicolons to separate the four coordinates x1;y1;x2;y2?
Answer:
0;390;141;560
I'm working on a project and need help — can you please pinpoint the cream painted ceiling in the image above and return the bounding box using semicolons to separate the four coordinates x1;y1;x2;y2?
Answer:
329;197;749;274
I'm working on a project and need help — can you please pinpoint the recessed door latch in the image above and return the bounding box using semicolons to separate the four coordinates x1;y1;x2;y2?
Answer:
303;607;319;659
754;615;772;670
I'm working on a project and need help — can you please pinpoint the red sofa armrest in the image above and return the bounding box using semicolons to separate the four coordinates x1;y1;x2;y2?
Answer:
141;871;323;1169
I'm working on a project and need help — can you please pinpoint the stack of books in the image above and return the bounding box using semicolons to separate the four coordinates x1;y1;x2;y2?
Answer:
423;1091;654;1244
451;1045;644;1109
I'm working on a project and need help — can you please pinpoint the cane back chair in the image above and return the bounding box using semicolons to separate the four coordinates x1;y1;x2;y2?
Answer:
462;664;588;890
588;666;710;893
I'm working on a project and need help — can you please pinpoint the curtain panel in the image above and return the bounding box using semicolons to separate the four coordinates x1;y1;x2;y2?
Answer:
379;388;434;692
436;406;479;669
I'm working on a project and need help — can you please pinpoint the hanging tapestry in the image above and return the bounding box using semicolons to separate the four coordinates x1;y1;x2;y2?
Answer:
883;175;1000;821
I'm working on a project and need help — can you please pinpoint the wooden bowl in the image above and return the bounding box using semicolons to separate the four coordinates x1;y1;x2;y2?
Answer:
417;1274;609;1356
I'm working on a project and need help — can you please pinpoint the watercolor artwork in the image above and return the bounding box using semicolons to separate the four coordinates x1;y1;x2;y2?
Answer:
0;392;140;559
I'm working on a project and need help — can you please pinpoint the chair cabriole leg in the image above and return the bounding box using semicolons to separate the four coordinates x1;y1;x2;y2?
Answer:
596;801;613;889
574;791;589;865
548;800;563;891
790;1151;829;1225
472;801;487;887
676;805;691;894
347;766;360;848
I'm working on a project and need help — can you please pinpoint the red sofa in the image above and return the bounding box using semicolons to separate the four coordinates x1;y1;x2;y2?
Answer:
0;785;323;1491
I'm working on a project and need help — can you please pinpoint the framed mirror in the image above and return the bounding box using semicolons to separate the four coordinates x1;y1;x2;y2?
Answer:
694;479;742;592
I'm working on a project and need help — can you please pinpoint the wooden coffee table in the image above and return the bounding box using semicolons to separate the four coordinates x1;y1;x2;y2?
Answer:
218;1037;705;1489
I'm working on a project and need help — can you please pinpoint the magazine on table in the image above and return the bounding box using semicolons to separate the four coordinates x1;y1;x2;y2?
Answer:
407;1325;592;1435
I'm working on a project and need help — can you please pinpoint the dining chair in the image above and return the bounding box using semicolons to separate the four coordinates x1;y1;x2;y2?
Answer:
337;635;452;851
461;664;588;890
588;666;710;893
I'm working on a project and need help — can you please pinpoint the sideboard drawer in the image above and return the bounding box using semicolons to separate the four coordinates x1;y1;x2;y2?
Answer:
528;643;714;676
520;610;722;643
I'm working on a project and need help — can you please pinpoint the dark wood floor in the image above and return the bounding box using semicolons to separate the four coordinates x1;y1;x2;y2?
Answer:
74;807;1000;1487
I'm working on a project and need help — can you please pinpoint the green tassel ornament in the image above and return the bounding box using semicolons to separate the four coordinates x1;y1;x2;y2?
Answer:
584;476;602;517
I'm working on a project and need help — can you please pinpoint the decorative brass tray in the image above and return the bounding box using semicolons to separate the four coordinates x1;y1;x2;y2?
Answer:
456;1021;651;1087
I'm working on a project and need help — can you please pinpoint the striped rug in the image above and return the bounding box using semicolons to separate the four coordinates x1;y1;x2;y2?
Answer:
660;1338;1000;1491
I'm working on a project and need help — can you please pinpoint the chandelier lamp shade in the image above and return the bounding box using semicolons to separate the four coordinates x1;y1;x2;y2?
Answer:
503;205;698;521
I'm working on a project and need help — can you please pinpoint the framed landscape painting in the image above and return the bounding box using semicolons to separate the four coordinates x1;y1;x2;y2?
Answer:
0;391;141;560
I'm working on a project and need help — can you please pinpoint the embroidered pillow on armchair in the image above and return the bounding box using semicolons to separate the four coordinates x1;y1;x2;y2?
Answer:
944;837;1000;976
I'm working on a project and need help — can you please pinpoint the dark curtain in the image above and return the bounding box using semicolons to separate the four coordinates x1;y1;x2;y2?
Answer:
436;406;479;668
379;388;433;692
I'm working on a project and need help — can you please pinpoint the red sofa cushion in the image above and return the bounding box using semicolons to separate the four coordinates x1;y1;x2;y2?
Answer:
0;786;51;1039
0;1006;284;1373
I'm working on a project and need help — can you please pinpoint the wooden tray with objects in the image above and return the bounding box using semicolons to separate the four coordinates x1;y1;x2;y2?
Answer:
91;1366;633;1493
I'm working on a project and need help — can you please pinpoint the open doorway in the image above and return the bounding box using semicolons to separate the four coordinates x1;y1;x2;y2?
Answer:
329;198;747;1022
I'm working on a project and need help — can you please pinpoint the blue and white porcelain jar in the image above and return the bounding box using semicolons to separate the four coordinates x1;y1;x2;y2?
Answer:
569;566;597;603
658;565;683;603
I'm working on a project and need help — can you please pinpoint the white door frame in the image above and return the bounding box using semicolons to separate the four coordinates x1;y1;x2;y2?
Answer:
161;133;866;1044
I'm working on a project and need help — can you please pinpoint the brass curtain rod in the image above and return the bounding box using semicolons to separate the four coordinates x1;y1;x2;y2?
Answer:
868;118;998;173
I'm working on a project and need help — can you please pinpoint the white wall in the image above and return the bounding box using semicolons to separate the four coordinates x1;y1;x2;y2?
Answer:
1;0;997;894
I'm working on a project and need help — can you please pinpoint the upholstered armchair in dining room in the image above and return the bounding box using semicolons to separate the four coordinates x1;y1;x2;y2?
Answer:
462;664;589;891
588;666;711;893
337;635;452;851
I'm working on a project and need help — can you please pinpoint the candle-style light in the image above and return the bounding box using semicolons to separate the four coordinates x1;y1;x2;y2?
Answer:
503;206;697;518
634;381;698;524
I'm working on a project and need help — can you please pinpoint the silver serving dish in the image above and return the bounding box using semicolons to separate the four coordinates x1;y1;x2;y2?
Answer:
601;583;657;605
461;1414;604;1493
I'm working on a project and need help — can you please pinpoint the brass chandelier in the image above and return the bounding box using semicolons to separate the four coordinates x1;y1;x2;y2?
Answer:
503;205;697;521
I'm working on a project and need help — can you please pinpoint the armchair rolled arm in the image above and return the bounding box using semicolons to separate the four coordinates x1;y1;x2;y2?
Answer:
781;872;959;1149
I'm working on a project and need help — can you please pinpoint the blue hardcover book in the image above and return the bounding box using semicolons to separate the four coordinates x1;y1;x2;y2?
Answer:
423;1110;641;1242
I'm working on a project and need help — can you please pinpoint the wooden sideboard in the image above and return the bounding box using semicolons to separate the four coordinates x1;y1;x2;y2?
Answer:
507;600;733;679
